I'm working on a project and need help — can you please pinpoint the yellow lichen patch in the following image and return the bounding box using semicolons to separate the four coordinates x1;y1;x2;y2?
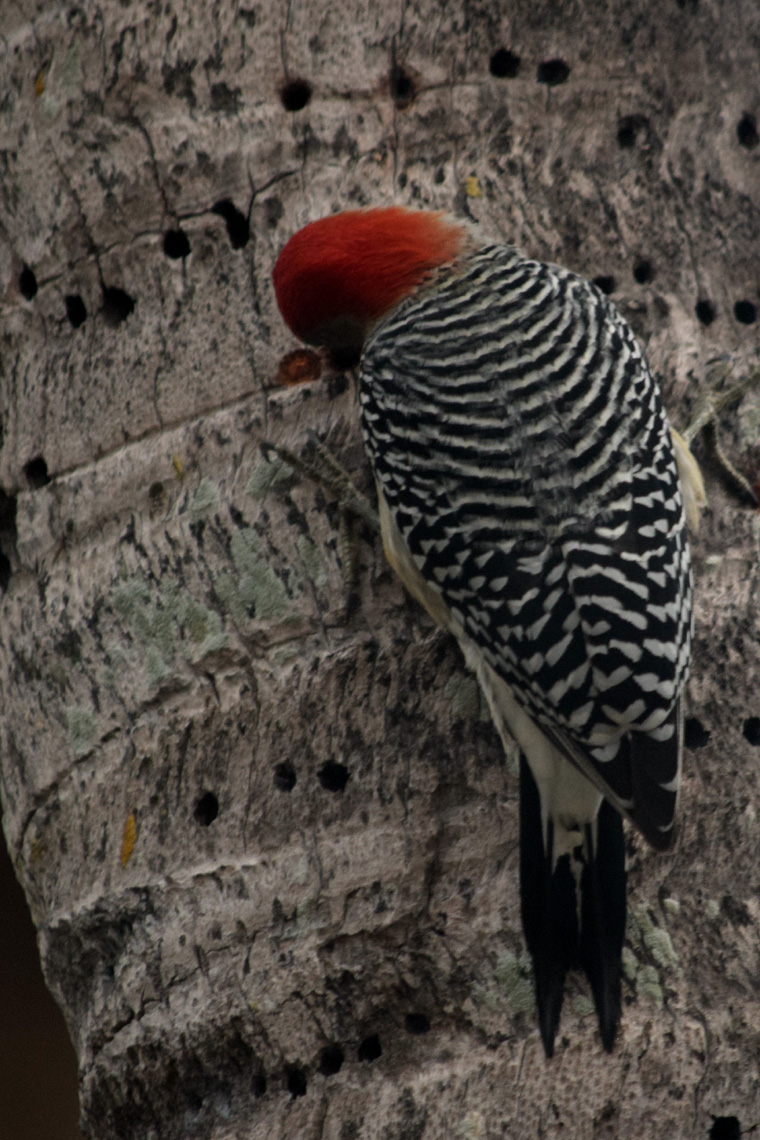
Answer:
465;176;483;198
121;813;137;867
171;453;184;481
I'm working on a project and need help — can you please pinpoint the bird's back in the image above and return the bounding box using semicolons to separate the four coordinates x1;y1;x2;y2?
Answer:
359;243;692;846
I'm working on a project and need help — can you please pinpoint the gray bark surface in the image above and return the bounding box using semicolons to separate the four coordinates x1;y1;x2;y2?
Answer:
1;1;759;1137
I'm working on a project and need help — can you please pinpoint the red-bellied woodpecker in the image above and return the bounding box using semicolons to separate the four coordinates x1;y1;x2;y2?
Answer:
273;206;699;1057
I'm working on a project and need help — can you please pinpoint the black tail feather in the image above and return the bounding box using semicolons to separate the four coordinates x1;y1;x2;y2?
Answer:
519;755;627;1056
578;798;626;1051
519;755;578;1058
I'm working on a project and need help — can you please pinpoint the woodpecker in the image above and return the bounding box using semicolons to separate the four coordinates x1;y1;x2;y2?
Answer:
273;206;699;1056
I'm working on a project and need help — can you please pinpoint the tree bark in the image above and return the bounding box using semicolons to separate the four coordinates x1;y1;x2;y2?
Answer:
1;1;759;1136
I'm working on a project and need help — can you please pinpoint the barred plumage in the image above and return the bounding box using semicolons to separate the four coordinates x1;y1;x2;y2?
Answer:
360;243;692;850
273;207;695;1057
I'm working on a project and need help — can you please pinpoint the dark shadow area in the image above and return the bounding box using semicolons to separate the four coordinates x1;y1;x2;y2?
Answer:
0;811;83;1139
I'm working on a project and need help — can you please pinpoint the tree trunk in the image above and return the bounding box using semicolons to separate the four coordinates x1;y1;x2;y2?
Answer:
1;1;759;1136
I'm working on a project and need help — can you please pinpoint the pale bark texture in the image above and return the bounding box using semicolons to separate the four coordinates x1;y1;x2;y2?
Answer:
1;1;760;1137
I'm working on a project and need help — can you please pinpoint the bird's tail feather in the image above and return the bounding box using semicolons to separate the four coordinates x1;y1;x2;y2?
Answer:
519;754;577;1057
519;755;626;1057
578;798;626;1051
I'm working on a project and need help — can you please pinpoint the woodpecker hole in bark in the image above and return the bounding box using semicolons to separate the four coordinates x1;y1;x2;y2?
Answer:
65;293;87;328
318;761;350;792
736;112;759;149
102;286;135;326
593;275;616;295
193;791;219;826
404;1012;430;1035
617;114;648;148
280;79;312;112
285;1065;307;1097
23;456;50;488
163;228;191;259
742;717;760;746
537;58;570;86
211;199;249;249
389;64;416;107
733;300;757;324
318;1044;344;1075
695;299;716;325
357;1034;382;1062
633;259;654;284
684;717;711;749
489;48;520;78
273;762;297;791
708;1115;742;1140
19;264;38;300
0;490;17;593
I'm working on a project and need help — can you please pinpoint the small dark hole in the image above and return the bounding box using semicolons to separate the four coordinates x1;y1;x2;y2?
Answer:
709;1117;741;1140
23;456;50;489
742;717;760;746
684;717;711;750
148;481;164;501
286;1065;307;1097
695;299;716;326
19;264;38;300
273;761;297;791
318;1044;344;1076
404;1012;430;1035
318;761;350;793
633;259;654;284
617;115;648;148
537;59;570;86
357;1034;382;1063
0;490;18;594
211;199;249;249
251;1072;267;1098
280;79;312;112
194;791;219;826
390;65;415;105
0;550;10;593
65;294;87;328
736;112;759;149
163;228;191;259
489;48;520;78
593;275;616;295
102;286;135;326
734;300;757;325
617;123;636;148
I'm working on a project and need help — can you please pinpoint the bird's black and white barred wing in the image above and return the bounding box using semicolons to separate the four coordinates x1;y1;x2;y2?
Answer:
359;243;692;848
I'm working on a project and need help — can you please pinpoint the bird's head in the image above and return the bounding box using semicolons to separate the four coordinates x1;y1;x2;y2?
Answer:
272;206;468;368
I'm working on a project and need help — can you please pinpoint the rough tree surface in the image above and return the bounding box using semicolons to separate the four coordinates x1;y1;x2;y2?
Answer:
1;2;759;1137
